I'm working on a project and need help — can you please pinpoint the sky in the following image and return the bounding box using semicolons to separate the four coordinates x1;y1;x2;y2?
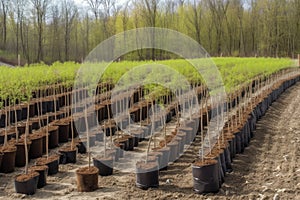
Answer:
73;0;128;7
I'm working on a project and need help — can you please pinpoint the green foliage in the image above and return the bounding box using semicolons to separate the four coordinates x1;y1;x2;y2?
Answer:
0;58;295;104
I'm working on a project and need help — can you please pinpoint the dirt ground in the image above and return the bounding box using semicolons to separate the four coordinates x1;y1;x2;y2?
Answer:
0;82;299;200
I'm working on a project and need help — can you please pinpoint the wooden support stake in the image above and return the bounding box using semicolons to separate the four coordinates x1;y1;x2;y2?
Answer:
18;54;20;66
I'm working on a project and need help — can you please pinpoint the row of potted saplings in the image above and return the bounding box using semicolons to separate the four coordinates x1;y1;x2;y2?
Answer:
0;80;124;174
68;80;201;191
76;94;182;192
0;88;181;194
0;80;208;194
134;84;219;190
0;82;145;172
75;83;213;191
191;74;300;194
0;81;130;130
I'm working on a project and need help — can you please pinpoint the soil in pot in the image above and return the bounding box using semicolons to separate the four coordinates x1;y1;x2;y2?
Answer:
147;152;163;168
93;156;113;176
59;146;77;164
136;161;159;190
0;145;17;173
36;155;60;175
114;138;129;151
192;159;220;194
29;165;48;188
15;171;39;195
76;166;99;192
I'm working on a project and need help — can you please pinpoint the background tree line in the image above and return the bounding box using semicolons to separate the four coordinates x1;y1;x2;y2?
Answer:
0;0;299;64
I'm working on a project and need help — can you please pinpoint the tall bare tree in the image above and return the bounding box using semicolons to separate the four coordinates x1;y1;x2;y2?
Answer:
86;0;103;21
61;0;78;61
0;0;8;49
31;0;49;62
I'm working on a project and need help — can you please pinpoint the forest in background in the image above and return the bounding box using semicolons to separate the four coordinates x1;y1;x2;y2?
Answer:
0;0;299;64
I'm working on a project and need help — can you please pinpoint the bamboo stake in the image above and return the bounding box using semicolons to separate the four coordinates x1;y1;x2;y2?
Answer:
46;114;49;159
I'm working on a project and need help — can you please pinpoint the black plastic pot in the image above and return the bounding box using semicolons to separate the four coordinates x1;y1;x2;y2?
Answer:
153;147;170;171
93;157;113;176
17;123;33;136
132;130;143;145
106;149;119;162
57;123;70;143
167;141;179;163
0;131;16;144
0;114;5;128
48;126;59;149
0;152;3;170
47;159;59;175
192;159;220;194
77;135;97;151
116;139;129;151
76;140;87;154
15;172;39;195
15;141;31;167
0;147;17;173
133;135;139;147
95;131;104;142
125;135;134;151
219;150;227;176
178;127;193;144
176;132;186;155
105;126;116;137
226;134;236;160
115;145;124;158
174;136;182;159
147;152;163;168
59;148;77;164
29;165;48;188
223;146;233;173
235;131;244;154
136;161;159;190
36;156;59;175
29;133;44;159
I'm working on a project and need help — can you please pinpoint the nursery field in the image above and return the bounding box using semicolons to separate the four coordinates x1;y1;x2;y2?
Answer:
0;57;299;199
